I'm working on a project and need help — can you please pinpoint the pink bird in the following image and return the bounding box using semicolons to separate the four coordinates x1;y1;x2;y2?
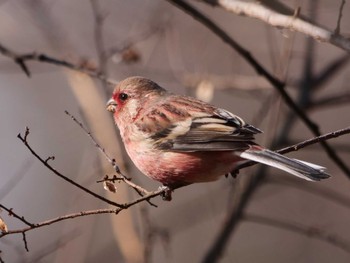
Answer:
107;76;329;189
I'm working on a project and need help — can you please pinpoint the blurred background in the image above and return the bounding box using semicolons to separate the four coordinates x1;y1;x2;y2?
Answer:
1;0;350;262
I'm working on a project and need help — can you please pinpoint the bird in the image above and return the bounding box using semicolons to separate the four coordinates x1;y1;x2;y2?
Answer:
106;76;330;190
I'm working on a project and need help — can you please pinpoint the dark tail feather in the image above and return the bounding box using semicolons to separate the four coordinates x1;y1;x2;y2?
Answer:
239;148;330;181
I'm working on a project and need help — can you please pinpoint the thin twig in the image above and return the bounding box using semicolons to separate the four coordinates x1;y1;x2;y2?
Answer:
0;205;34;227
0;160;33;201
277;126;350;154
234;126;350;172
335;0;346;35
64;111;152;196
22;233;29;252
17;127;125;209
0;43;116;85
0;186;166;239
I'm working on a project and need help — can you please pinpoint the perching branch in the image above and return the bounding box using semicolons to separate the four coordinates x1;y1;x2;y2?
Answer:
2;124;349;254
234;126;350;173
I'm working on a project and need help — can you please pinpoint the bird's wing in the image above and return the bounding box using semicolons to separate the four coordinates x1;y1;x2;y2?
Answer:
135;96;262;152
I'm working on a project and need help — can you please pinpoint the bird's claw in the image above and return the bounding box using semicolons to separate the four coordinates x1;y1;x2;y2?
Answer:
158;185;173;201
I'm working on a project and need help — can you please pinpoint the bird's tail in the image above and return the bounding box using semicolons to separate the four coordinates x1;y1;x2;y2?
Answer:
239;147;330;181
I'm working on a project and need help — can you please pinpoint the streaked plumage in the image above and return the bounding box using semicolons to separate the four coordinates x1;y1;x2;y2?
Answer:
107;76;330;188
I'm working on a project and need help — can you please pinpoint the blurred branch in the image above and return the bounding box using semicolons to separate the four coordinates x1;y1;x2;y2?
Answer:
311;55;350;91
202;0;350;52
243;213;350;254
0;43;115;85
202;171;263;263
334;0;346;35
90;0;111;96
183;73;271;90
167;0;285;90
0;207;118;238
0;160;33;201
29;230;80;262
166;0;350;179
267;176;350;210
140;206;171;263
310;91;350;110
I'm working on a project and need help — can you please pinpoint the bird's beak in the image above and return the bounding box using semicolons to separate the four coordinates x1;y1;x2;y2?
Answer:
106;98;117;113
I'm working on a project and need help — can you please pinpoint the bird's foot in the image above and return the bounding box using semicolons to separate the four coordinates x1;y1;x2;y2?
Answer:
158;185;173;201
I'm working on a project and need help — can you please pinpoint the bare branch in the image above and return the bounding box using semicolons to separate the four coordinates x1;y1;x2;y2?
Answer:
0;185;166;237
311;91;350;110
277;126;350;154
234;126;350;172
17;127;125;209
0;43;116;85
203;0;350;52
22;233;29;252
0;208;118;238
0;204;34;227
64;111;153;197
244;213;350;253
267;176;350;210
0;159;33;201
335;0;346;35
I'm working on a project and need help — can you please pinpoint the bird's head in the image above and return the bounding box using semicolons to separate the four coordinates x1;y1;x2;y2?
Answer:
107;76;167;123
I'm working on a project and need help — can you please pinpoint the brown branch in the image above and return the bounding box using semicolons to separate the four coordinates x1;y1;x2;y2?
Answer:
334;0;346;35
166;0;350;178
22;233;29;252
17;127;125;209
0;208;119;239
0;43;116;85
243;213;350;253
277;126;350;154
64;111;153;197
0;205;34;227
0;185;166;238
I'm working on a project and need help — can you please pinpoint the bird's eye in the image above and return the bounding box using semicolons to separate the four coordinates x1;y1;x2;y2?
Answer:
119;93;128;101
